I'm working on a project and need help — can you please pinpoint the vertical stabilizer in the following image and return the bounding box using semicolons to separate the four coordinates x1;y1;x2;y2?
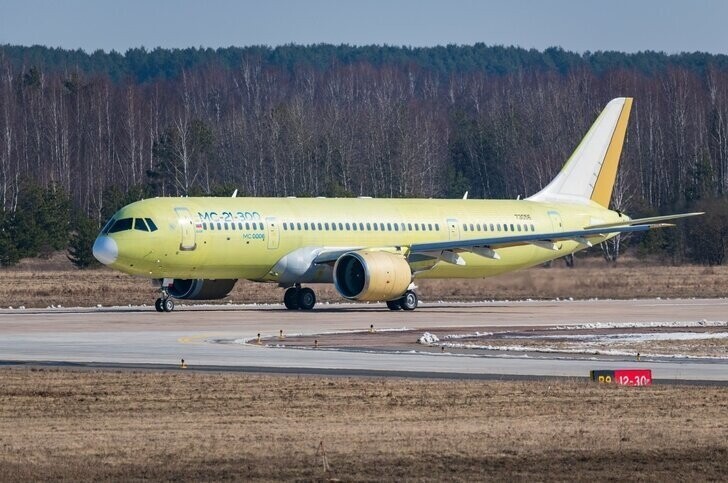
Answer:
528;97;633;208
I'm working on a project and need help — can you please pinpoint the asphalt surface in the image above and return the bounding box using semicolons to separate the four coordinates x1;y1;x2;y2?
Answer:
0;299;726;382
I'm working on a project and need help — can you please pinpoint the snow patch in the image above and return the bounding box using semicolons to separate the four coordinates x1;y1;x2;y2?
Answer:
442;331;493;340
554;320;727;330
418;332;440;345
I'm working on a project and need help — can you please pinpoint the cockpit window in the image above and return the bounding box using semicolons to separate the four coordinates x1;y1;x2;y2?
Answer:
107;218;133;233
101;217;115;235
134;218;149;232
145;218;158;232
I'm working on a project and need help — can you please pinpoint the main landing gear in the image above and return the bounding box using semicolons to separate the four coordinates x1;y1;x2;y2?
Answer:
154;286;175;313
283;284;316;310
386;290;418;311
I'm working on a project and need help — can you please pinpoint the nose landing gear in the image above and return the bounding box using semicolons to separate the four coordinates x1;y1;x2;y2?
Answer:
283;284;316;310
155;286;175;312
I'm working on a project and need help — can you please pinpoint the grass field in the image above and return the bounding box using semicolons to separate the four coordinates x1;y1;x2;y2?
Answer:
2;253;727;308
0;368;725;481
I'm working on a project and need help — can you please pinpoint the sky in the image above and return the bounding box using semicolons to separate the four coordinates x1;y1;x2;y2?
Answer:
1;0;727;55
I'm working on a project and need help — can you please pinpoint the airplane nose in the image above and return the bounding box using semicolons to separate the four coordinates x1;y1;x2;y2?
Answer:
92;236;118;265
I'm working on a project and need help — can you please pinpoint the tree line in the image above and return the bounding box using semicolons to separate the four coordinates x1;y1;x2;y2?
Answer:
1;44;728;267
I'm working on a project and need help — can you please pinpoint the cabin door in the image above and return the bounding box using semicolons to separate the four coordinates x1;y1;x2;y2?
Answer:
174;207;197;251
266;217;280;249
548;210;563;250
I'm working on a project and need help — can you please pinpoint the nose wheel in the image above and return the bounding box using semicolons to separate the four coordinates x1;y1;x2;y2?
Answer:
283;285;316;310
155;287;175;312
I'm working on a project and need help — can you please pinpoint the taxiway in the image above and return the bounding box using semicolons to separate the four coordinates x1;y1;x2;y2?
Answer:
0;298;726;382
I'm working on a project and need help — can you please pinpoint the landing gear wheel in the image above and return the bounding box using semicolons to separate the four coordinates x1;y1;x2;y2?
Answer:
297;288;316;310
162;298;175;312
386;300;402;311
399;291;418;311
154;298;164;312
284;288;300;310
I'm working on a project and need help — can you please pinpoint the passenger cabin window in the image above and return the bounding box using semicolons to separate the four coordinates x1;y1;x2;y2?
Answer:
108;218;133;233
134;218;148;231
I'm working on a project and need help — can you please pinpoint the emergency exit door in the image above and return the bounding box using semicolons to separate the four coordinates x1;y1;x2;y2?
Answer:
447;218;460;240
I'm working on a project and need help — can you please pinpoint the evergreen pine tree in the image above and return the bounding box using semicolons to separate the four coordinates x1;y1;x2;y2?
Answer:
67;214;100;269
0;210;19;266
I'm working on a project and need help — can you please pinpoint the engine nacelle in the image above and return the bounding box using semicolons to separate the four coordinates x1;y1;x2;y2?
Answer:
167;279;237;300
333;251;412;302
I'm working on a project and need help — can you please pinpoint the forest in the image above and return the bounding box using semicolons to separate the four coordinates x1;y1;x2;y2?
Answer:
1;43;727;267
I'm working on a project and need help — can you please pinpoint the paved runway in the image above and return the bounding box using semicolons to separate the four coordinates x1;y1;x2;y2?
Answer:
0;299;726;382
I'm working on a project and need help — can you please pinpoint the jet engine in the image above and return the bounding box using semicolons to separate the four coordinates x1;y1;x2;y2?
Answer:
333;251;412;301
166;279;237;300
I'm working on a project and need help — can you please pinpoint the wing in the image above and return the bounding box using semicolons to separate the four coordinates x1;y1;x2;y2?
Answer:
584;212;703;230
311;212;703;266
409;212;703;264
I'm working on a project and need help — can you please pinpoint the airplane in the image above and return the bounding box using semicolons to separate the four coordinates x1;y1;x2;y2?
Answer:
92;97;701;312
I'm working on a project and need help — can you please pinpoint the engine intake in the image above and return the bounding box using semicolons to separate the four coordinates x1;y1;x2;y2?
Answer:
167;279;237;300
333;251;412;301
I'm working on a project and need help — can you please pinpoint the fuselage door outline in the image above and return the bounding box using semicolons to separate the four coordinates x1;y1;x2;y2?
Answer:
447;218;460;241
174;207;197;251
267;216;280;250
547;210;564;250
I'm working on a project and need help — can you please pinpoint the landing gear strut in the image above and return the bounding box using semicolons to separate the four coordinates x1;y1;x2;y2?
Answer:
155;286;174;313
283;284;316;310
386;290;418;311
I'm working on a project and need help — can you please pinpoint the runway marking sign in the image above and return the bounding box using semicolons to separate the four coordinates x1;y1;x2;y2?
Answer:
590;369;652;386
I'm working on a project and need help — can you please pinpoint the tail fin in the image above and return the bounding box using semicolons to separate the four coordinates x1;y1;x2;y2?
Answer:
528;97;633;208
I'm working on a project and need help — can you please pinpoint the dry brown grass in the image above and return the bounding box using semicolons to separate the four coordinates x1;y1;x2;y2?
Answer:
0;368;725;481
2;253;728;308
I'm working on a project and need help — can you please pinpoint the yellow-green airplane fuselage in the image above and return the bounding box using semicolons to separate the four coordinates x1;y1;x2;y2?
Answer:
105;196;622;281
